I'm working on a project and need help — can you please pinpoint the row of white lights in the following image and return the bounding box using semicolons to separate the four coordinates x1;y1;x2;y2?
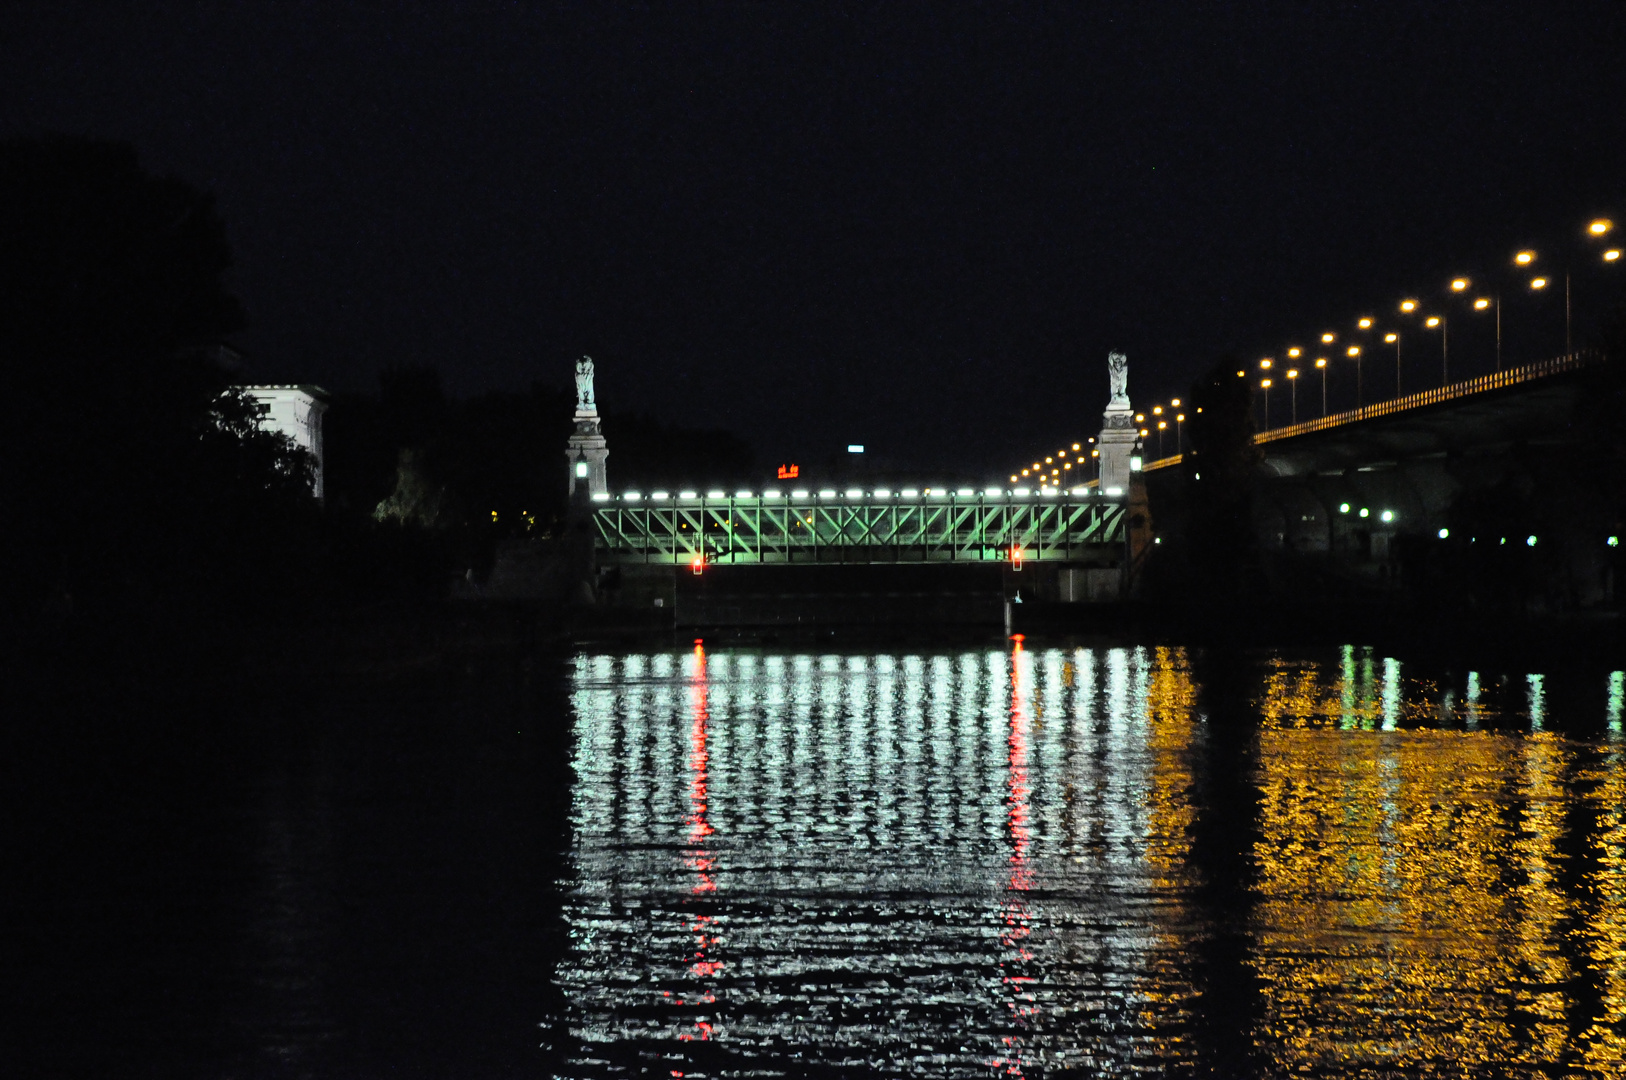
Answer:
591;485;1126;502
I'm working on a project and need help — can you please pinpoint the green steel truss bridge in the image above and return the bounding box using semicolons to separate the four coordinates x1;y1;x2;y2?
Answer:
592;488;1126;566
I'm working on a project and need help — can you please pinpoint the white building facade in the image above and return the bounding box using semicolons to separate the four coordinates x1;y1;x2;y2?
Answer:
241;385;329;501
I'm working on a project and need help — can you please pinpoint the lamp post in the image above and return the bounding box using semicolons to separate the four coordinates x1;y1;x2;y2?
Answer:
1473;296;1500;370
1425;315;1448;383
1261;378;1272;429
1175;411;1185;453
1346;345;1364;406
1315;357;1328;415
1287;368;1299;423
1385;333;1401;395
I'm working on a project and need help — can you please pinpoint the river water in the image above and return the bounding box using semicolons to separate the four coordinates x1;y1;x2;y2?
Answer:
9;636;1626;1077
558;641;1626;1078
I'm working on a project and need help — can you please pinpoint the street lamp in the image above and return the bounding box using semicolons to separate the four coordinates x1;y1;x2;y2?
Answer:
1175;412;1185;453
1315;357;1328;415
1385;333;1401;393
1287;368;1300;423
1346;345;1363;406
1260;378;1273;428
1156;419;1167;457
1425;315;1448;382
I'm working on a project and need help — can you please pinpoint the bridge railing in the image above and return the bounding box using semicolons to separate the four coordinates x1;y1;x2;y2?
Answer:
593;490;1127;565
1138;350;1604;472
1257;350;1602;444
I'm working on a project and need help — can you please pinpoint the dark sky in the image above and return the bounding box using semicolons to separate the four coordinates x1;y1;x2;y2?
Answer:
4;2;1623;477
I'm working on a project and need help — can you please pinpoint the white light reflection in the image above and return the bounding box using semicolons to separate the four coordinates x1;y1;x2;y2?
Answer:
1609;672;1625;738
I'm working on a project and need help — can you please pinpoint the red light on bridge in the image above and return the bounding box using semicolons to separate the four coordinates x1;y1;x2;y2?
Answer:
777;464;800;479
1010;545;1024;570
692;554;704;575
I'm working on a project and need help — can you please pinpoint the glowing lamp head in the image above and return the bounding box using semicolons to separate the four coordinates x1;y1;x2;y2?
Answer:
1474;297;1490;310
1152;405;1163;415
1606;250;1622;262
1259;358;1272;370
1425;316;1441;328
1530;277;1548;290
1287;347;1301;358
1590;219;1612;236
1515;250;1535;265
1321;332;1335;343
1171;398;1180;406
1287;369;1299;378
1400;299;1418;312
1157;420;1167;429
1260;378;1272;389
1358;317;1373;329
1315;357;1327;368
1347;345;1360;356
1450;278;1468;291
1385;332;1398;343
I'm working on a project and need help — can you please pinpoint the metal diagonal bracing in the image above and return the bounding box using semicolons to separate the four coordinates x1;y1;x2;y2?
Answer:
593;491;1127;565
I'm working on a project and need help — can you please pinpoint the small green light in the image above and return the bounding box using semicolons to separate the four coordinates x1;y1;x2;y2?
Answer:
1610;536;1620;548
1359;507;1370;518
1438;528;1449;539
1527;535;1537;547
1339;503;1350;513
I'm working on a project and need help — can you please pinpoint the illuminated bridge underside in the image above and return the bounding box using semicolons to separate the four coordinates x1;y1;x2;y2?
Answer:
594;494;1126;565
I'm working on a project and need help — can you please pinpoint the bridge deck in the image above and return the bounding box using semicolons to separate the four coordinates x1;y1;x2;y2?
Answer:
593;490;1126;565
1142;350;1602;473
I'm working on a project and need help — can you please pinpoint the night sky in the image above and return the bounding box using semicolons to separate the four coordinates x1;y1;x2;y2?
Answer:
4;2;1623;476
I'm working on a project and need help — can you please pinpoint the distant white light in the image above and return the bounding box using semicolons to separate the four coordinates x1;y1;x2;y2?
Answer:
707;491;726;499
847;444;865;453
1339;503;1350;513
591;492;610;501
575;462;588;477
819;489;837;498
1359;507;1370;518
1438;527;1450;539
900;488;918;497
845;488;864;498
956;488;974;497
1527;535;1538;547
1380;510;1394;523
791;489;809;498
679;491;698;499
1105;486;1124;496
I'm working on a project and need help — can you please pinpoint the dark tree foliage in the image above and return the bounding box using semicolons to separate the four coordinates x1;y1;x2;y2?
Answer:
1179;356;1263;595
0;136;313;640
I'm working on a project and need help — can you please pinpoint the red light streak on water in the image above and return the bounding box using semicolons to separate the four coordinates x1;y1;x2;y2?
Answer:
673;642;720;1046
991;638;1038;1077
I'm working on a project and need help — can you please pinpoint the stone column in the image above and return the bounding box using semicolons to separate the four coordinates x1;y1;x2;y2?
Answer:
1097;351;1139;494
566;356;609;499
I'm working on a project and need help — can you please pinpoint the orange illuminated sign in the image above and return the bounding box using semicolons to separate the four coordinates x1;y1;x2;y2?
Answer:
777;464;799;479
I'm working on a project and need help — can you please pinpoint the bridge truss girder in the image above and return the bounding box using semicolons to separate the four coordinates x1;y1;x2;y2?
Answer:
593;493;1126;565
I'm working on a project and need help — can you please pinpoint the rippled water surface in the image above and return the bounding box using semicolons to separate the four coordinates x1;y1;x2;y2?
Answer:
557;644;1626;1077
